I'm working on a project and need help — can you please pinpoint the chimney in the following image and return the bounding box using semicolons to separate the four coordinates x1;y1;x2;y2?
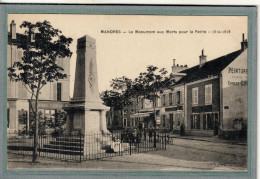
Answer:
199;49;207;67
241;33;248;50
10;20;16;39
172;59;176;66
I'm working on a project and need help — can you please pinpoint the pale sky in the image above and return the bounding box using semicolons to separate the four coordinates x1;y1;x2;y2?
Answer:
8;14;248;97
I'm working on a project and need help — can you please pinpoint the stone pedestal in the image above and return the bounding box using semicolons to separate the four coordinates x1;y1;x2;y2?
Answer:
64;35;110;156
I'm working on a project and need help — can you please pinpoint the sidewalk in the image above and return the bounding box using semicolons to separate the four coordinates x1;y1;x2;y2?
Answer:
7;152;246;171
168;133;247;146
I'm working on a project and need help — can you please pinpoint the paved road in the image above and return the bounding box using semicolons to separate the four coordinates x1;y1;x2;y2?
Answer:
150;137;247;169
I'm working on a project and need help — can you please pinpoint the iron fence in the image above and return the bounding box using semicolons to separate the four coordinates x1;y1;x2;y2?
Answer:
7;130;167;162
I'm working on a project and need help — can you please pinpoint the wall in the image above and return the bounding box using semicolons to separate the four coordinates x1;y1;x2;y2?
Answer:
221;50;248;131
7;44;29;99
7;44;70;102
186;78;220;130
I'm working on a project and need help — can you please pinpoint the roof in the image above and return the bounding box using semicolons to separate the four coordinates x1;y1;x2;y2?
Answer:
174;49;245;85
8;32;27;45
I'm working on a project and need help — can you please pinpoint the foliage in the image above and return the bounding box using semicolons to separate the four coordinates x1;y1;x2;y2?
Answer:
101;66;175;129
28;112;47;136
8;21;73;102
48;110;67;138
7;20;72;162
136;65;175;102
100;90;124;110
135;65;175;127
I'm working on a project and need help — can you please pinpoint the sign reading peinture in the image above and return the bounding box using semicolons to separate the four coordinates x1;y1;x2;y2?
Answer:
222;51;248;89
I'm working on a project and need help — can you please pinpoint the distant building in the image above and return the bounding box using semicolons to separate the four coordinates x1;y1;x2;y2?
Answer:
179;36;247;138
129;34;248;138
7;20;70;135
129;59;188;131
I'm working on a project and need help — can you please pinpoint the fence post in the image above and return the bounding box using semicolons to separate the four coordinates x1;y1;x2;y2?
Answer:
38;135;41;157
130;140;131;155
153;131;156;148
164;132;167;150
79;132;82;162
137;133;139;154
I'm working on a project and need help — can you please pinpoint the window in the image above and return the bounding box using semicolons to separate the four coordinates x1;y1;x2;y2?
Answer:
162;115;166;127
132;118;135;127
169;114;174;130
169;93;173;105
123;118;127;127
203;113;213;130
175;114;181;126
205;84;212;104
176;91;181;104
192;87;198;105
162;94;166;106
57;83;62;101
153;99;158;108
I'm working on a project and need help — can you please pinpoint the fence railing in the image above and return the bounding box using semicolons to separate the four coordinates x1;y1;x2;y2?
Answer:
7;130;167;162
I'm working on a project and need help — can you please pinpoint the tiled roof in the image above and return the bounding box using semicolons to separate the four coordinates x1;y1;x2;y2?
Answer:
174;49;245;85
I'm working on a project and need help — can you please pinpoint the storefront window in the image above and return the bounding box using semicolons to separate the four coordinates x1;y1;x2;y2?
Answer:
191;114;200;129
203;113;214;130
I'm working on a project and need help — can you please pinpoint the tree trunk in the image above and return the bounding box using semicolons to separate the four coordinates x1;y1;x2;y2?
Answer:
121;109;124;128
32;98;39;162
111;107;114;129
153;100;156;128
32;82;41;162
137;96;140;129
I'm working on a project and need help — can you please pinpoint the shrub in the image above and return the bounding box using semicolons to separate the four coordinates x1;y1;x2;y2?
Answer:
48;110;67;138
28;112;47;136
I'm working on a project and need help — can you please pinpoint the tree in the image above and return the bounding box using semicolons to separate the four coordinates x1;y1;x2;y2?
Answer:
101;76;134;129
100;90;123;129
130;77;146;128
137;66;175;129
8;20;73;162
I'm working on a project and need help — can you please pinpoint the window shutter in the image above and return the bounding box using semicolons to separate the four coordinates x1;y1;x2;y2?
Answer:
209;85;212;103
180;91;182;104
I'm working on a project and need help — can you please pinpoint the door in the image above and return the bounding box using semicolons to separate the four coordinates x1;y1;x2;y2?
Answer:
207;114;213;130
169;114;173;131
203;114;207;130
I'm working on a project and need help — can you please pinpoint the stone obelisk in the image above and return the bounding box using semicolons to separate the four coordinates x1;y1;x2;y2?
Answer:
65;35;109;135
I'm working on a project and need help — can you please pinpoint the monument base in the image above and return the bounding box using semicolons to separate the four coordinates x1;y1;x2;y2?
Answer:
64;101;115;156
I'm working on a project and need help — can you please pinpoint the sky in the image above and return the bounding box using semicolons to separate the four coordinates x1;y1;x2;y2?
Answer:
8;14;248;97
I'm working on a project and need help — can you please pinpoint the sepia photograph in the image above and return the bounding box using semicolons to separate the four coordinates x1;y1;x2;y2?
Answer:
2;8;255;177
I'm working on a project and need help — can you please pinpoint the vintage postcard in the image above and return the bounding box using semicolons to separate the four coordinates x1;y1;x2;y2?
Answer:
0;4;257;179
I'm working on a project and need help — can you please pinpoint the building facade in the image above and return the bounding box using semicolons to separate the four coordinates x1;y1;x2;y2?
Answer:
127;35;248;138
7;20;71;135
